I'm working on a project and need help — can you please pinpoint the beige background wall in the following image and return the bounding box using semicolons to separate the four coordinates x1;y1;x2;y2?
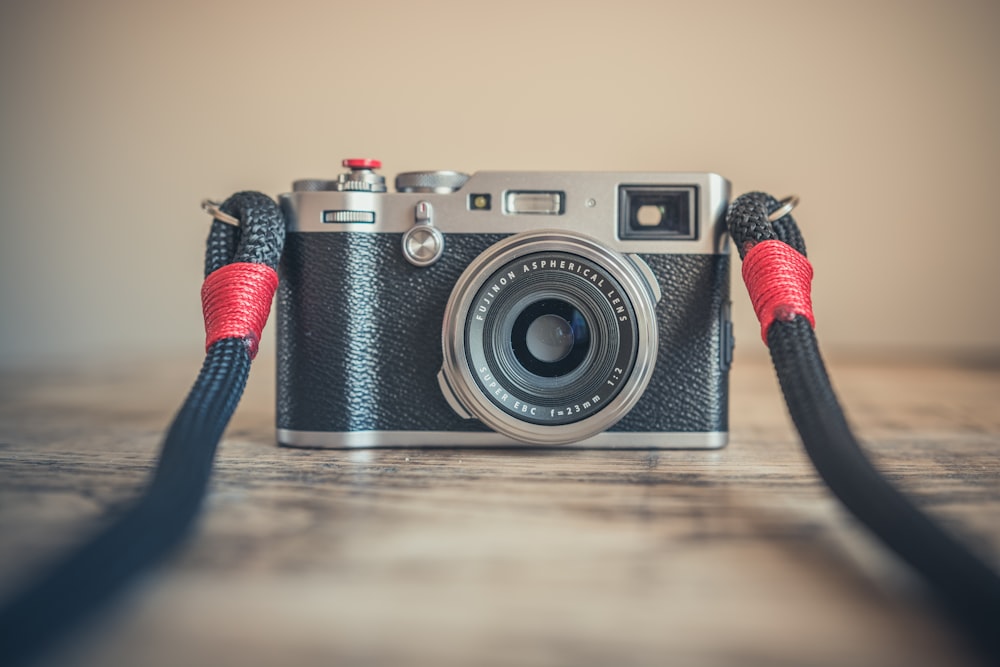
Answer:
1;0;998;369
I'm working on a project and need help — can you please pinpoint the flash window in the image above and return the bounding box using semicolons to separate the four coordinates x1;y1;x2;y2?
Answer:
504;191;565;215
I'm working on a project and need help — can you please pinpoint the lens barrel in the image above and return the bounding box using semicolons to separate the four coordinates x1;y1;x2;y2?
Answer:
441;231;659;445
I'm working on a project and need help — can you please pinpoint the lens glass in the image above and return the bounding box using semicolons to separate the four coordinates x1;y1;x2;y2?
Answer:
464;251;639;426
511;299;590;377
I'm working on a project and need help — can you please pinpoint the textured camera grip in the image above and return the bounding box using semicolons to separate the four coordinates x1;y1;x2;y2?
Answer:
611;253;730;433
277;232;504;433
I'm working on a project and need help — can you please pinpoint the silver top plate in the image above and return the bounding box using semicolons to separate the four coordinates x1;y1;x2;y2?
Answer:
280;171;731;256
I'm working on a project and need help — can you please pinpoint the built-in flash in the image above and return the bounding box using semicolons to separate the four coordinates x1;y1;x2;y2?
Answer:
505;191;564;215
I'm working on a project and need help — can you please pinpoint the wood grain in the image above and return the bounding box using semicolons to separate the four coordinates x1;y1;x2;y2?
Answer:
0;354;997;667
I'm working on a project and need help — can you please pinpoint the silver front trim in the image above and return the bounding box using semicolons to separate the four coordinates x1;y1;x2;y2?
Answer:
437;369;473;419
277;428;727;450
439;230;660;446
627;254;662;303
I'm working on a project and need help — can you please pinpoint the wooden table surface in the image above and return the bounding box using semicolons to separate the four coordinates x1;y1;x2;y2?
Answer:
0;353;997;667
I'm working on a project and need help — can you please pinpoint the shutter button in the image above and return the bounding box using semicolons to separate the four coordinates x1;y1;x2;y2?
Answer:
402;201;444;267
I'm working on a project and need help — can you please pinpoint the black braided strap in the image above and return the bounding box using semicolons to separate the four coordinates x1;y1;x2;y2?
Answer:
0;192;285;667
728;192;1000;659
206;191;285;273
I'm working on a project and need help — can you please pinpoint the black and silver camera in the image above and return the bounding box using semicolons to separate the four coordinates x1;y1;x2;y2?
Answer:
276;159;732;448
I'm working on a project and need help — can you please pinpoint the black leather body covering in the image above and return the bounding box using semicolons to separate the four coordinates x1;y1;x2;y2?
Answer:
276;232;730;435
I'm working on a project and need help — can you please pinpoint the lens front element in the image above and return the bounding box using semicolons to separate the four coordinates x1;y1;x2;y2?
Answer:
441;231;659;445
515;300;587;370
466;251;638;426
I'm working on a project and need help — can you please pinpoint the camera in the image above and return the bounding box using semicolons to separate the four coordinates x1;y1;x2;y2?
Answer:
276;159;732;448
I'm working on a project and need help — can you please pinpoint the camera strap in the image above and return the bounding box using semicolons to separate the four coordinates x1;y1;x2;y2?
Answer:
727;192;1000;656
0;190;997;665
0;192;286;666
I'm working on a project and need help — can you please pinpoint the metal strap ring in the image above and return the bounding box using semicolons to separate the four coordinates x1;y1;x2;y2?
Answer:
201;199;241;227
768;195;800;222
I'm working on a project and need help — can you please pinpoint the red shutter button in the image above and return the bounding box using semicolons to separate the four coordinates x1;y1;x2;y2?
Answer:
343;158;382;169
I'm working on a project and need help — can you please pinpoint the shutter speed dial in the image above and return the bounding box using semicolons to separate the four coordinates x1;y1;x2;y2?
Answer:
395;171;470;193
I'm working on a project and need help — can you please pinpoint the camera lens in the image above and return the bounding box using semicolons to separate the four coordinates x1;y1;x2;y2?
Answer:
511;300;590;376
440;231;659;445
464;250;640;426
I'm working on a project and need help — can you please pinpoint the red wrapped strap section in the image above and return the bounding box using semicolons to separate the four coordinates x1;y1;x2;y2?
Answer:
201;262;279;360
741;239;815;345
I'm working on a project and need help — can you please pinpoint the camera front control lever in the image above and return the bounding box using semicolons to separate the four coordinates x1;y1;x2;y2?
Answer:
402;200;445;267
